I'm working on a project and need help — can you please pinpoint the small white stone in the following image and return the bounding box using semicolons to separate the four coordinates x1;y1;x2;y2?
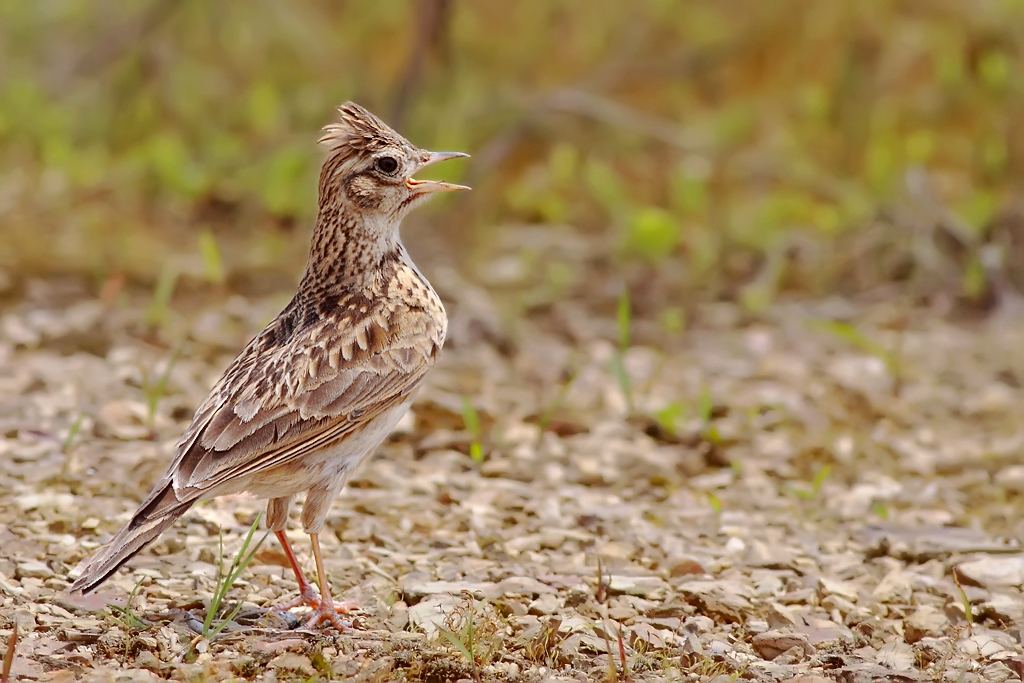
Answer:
957;556;1024;588
725;537;746;554
17;560;53;579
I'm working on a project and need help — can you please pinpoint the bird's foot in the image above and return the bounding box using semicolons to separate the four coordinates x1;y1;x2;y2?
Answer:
272;584;357;631
302;594;354;631
274;581;322;611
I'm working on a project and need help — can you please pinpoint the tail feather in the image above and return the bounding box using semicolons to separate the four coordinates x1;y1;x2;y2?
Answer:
70;480;194;594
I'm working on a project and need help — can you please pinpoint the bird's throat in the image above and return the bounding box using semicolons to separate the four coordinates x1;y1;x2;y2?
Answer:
302;208;403;286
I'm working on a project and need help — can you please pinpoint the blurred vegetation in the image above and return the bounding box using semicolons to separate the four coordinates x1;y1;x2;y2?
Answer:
2;0;1023;317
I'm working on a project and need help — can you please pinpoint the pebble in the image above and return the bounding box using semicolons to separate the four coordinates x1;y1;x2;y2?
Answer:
903;605;946;643
746;618;769;634
408;594;462;637
496;576;555;596
751;630;814;660
668;557;707;577
528;593;561;615
253;639;307;656
388;600;410;630
724;537;746;554
401;577;493;599
607;574;666;598
979;591;1024;623
817;576;859;603
997;464;1024;492
134;650;163;672
956;555;1024;587
766;601;800;628
17;560;53;579
876;640;915;671
820;593;856;617
959;627;1018;659
269;653;315;676
683;615;714;633
872;568;913;603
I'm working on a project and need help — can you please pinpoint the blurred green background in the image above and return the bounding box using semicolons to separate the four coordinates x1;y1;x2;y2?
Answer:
2;0;1023;319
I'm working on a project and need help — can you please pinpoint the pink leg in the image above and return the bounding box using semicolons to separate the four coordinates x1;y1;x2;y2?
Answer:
273;530;320;609
302;532;355;631
271;530;355;630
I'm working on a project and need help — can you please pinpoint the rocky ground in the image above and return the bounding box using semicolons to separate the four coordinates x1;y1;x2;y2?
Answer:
2;279;1023;682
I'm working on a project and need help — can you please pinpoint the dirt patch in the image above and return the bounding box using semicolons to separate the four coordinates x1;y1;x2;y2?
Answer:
2;283;1023;681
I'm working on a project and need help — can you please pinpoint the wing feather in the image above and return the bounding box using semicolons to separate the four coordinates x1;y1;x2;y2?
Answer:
168;293;444;497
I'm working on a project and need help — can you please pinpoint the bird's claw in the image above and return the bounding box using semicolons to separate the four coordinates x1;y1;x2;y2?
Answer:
274;582;322;611
302;598;353;631
273;585;357;631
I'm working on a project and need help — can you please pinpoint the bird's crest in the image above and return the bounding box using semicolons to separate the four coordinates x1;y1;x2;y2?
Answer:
319;102;411;157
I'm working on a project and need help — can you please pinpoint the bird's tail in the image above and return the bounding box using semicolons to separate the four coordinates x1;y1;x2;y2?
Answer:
69;479;194;594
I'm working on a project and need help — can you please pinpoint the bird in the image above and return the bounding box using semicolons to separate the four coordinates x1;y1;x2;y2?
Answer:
69;102;469;630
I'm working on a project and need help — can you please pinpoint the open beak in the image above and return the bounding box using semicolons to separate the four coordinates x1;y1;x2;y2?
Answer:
406;151;471;193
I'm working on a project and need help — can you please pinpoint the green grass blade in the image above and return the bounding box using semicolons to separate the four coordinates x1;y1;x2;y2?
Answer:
460;397;485;464
202;513;268;640
198;229;226;285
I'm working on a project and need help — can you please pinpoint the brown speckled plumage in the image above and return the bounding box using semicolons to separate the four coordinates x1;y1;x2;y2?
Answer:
70;103;469;628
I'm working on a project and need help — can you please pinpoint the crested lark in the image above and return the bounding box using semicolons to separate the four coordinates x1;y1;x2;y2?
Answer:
70;103;469;630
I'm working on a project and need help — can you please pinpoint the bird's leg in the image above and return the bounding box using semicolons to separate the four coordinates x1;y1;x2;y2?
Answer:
301;532;355;631
272;530;321;610
266;496;324;611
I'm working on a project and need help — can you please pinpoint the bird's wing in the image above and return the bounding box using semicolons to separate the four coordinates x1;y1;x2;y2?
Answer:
168;294;444;497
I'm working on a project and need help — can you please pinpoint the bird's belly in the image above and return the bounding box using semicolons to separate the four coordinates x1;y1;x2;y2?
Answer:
240;399;414;499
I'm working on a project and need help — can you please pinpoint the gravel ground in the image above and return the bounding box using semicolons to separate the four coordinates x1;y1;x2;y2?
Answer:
2;280;1023;682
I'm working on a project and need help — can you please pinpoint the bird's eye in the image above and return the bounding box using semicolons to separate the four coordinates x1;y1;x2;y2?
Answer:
375;156;399;175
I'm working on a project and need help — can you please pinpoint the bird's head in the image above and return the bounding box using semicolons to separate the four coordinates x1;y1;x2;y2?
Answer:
317;102;469;222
